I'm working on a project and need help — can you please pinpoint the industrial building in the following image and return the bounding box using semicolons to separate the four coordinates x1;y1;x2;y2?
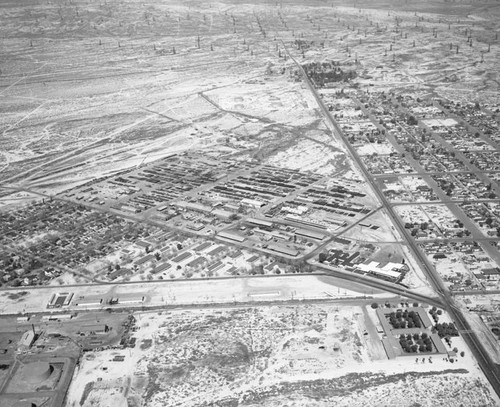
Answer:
74;296;103;307
267;243;299;257
295;228;326;241
217;230;246;243
79;324;109;335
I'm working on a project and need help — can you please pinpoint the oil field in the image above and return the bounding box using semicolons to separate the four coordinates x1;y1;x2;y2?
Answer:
1;0;500;406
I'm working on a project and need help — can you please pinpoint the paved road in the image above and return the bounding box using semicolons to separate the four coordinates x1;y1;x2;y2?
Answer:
282;45;500;399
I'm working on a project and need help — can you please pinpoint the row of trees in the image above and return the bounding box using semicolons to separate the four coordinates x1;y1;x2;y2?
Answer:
388;310;422;329
399;332;433;353
433;322;459;338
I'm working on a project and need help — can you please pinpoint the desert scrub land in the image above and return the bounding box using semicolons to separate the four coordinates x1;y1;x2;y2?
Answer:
65;305;499;407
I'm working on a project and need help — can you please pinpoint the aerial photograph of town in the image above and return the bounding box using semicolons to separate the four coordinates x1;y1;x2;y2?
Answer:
1;0;500;405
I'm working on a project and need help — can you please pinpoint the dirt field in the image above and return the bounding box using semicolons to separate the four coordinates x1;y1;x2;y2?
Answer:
65;305;500;407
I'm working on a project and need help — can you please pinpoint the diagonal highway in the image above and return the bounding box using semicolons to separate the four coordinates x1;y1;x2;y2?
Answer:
282;42;500;398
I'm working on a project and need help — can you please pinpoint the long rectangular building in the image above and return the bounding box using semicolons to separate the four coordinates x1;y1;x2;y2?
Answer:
267;243;299;257
217;231;246;243
295;228;326;240
245;217;273;229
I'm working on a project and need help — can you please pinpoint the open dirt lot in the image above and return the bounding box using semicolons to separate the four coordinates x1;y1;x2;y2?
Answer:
65;305;500;407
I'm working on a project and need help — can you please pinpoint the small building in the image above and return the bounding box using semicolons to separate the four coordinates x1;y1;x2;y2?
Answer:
19;330;35;349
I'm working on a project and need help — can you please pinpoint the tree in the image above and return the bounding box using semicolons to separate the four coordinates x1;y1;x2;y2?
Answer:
407;115;418;126
371;303;379;309
318;252;327;263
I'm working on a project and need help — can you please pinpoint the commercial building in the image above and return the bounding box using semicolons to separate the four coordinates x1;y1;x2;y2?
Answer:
212;209;234;221
80;324;109;335
245;217;273;229
74;296;103;307
295;228;326;240
267;243;299;257
356;261;406;281
47;292;74;308
175;201;212;214
217;231;246;243
19;330;35;349
241;198;265;209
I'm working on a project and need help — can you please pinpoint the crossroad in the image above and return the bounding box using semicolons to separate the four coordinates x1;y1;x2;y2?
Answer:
282;44;500;398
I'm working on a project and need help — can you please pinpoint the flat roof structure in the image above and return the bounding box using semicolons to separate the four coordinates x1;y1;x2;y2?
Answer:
19;330;35;348
217;231;246;243
212;209;234;220
241;198;265;208
136;240;152;248
245;217;273;228
284;214;327;229
186;223;204;231
74;296;103;306
115;295;145;304
175;201;212;213
295;228;326;240
80;324;109;334
267;243;299;257
357;261;401;280
431;333;448;353
381;337;398;360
